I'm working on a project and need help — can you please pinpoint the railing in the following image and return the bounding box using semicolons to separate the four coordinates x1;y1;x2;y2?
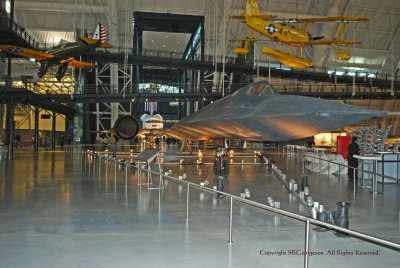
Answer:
0;7;40;50
21;81;397;98
81;149;400;268
285;147;399;201
92;45;398;86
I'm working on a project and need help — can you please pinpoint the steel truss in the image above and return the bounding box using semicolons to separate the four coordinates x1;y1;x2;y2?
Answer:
95;63;134;138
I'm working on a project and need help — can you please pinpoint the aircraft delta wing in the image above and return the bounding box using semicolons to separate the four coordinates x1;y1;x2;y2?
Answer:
166;81;389;141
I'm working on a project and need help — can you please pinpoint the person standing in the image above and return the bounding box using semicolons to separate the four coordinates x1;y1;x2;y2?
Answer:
14;134;21;150
348;136;361;180
30;135;35;148
59;134;65;148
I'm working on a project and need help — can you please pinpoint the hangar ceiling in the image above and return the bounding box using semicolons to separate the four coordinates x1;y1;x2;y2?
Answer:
10;0;400;76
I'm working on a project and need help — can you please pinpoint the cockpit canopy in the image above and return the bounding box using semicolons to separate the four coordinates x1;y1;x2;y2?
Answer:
233;81;278;97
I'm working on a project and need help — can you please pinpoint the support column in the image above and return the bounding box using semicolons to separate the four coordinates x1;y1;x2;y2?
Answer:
52;112;56;149
34;108;39;151
0;51;5;80
64;116;69;137
108;0;120;127
5;98;14;158
178;71;182;119
110;63;119;126
0;104;4;143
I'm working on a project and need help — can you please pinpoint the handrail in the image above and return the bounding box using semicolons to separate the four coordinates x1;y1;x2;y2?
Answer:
301;150;399;182
91;46;398;85
83;150;400;256
0;7;40;50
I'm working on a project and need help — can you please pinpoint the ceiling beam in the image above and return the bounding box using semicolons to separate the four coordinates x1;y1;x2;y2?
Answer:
14;1;105;13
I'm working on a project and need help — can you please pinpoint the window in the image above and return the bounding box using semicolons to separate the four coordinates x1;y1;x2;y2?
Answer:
245;83;276;96
5;0;11;14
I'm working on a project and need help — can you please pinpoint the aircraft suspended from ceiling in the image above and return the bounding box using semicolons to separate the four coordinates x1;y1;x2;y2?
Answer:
232;0;370;69
0;23;113;81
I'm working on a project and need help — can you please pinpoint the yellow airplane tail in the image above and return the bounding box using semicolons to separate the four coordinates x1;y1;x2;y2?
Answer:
246;0;261;17
79;37;99;45
78;37;113;48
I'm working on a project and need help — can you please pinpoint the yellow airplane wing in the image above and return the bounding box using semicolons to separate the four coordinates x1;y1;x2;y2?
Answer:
233;38;271;42
289;40;360;45
0;45;54;61
231;14;277;20
68;60;99;69
79;37;113;48
272;16;370;23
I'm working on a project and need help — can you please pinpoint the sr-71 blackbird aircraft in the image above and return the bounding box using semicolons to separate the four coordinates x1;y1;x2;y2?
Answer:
109;81;394;142
0;24;112;80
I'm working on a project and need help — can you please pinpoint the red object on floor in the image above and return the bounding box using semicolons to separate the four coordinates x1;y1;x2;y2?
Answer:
337;136;351;160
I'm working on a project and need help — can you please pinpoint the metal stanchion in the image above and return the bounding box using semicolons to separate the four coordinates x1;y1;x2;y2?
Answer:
186;183;190;220
114;159;117;180
228;196;233;244
125;163;128;186
319;156;321;175
353;167;356;192
98;155;102;178
93;154;96;176
304;219;310;268
372;160;377;200
106;157;109;178
328;161;330;177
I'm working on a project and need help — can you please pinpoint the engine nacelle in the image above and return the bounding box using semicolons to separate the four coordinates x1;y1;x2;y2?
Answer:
113;115;140;140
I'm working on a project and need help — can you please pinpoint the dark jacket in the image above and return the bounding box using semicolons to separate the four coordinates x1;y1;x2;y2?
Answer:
348;141;360;165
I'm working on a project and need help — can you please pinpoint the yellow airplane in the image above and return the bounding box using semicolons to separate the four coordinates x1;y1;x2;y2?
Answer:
0;24;113;80
232;0;369;69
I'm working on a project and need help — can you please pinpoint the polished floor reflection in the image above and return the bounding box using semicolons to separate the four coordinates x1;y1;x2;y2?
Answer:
0;147;398;267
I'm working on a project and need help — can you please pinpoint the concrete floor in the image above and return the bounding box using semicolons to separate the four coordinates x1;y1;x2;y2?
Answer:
0;146;399;267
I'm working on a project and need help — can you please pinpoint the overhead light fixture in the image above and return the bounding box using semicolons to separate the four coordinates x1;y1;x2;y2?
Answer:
177;41;180;44
163;45;166;48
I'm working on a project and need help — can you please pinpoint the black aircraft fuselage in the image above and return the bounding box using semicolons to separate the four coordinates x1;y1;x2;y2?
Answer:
44;40;99;65
168;81;388;141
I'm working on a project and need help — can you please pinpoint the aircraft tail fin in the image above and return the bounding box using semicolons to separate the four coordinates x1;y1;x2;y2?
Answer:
92;23;107;44
79;23;113;47
246;0;261;17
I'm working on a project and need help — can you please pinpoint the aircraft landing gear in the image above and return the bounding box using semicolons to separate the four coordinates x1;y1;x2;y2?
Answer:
38;60;51;78
56;63;69;81
213;148;230;198
217;176;224;198
213;148;230;176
